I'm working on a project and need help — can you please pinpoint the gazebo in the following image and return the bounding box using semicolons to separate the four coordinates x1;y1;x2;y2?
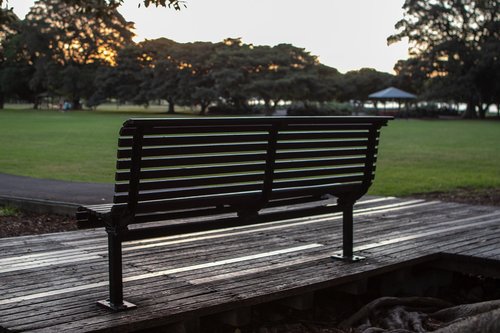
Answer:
368;87;417;114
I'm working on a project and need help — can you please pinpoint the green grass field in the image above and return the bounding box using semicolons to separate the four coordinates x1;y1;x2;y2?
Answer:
0;108;499;196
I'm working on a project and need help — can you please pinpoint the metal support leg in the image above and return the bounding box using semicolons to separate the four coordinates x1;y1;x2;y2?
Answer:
97;231;137;311
332;200;365;262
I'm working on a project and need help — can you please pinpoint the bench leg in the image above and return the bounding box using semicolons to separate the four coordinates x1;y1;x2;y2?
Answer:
97;232;137;311
332;201;365;262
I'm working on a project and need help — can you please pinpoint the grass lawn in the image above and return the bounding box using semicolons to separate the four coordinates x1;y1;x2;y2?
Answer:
0;109;499;196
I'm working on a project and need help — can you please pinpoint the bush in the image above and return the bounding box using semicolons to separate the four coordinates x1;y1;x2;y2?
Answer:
207;104;256;115
287;103;352;116
0;205;19;217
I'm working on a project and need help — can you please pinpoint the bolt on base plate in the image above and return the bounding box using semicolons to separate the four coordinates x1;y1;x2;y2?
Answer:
331;253;365;262
97;299;137;311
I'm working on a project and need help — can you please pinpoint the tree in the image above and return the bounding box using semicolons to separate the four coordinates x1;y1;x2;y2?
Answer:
19;0;134;109
177;41;217;114
210;38;255;111
0;0;184;16
338;68;394;103
91;45;151;107
0;7;21;108
389;0;500;118
244;44;330;113
140;38;183;113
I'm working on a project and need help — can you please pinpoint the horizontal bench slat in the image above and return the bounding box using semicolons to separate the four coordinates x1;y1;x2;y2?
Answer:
120;124;273;136
117;142;268;159
269;183;365;200
115;183;263;203
118;133;270;148
274;157;367;169
135;192;261;214
116;153;268;170
115;162;266;181
276;139;370;150
272;174;367;189
273;166;366;180
122;116;391;128
275;148;370;159
115;173;264;192
277;131;369;141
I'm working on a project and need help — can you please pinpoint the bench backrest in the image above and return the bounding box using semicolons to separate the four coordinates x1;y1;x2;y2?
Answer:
112;117;390;225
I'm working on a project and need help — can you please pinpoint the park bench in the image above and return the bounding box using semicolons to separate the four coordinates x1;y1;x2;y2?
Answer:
77;116;392;311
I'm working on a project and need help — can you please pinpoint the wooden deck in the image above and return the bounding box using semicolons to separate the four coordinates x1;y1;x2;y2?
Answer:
1;196;500;332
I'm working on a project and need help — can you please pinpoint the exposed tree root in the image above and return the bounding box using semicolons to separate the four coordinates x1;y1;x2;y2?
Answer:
339;297;500;333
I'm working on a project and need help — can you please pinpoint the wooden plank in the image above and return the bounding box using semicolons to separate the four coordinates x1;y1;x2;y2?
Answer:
2;198;500;333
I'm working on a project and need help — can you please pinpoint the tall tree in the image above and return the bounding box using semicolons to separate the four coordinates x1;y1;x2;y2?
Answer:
91;45;151;107
140;38;183;113
21;0;134;109
0;7;20;108
338;68;394;103
177;41;217;114
210;38;255;111
389;0;500;118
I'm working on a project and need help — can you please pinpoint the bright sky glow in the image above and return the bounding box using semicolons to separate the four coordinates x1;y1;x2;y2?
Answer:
12;0;409;74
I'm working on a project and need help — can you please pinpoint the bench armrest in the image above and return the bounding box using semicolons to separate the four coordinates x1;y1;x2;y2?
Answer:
76;204;113;229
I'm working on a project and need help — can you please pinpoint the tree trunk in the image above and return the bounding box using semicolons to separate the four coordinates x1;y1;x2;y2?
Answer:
478;103;489;119
271;99;281;112
264;98;272;115
72;99;82;110
0;93;4;109
199;102;208;115
167;98;175;114
462;100;478;119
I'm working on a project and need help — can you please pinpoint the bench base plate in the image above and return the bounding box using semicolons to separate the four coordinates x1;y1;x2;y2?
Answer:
331;253;365;262
97;299;137;311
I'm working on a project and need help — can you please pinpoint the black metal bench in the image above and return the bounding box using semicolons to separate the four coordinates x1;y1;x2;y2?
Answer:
77;116;392;311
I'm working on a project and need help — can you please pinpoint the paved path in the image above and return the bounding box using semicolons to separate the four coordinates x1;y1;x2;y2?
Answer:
0;173;113;207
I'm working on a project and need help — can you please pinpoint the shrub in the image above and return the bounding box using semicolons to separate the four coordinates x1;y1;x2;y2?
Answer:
0;205;19;217
287;102;352;116
207;104;256;115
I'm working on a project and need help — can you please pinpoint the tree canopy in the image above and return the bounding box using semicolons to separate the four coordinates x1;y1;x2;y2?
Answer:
389;0;500;118
90;37;352;114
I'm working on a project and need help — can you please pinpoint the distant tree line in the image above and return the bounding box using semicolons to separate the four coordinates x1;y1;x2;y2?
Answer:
1;0;498;117
0;0;395;113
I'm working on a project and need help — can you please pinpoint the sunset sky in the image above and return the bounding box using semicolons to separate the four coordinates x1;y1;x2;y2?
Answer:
12;0;409;74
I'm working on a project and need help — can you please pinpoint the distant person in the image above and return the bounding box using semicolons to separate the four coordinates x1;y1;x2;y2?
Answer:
63;101;71;111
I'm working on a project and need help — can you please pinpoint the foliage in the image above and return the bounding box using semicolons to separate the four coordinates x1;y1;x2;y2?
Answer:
338;68;394;103
92;37;344;113
389;0;500;118
0;0;185;16
0;7;21;108
0;205;18;217
207;104;256;115
0;0;134;109
287;102;352;116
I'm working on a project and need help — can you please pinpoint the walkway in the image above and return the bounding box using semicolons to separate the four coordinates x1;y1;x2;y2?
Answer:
0;173;113;214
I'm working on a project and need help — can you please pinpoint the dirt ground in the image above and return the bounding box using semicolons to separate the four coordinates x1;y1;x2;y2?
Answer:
411;187;500;207
1;187;499;239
